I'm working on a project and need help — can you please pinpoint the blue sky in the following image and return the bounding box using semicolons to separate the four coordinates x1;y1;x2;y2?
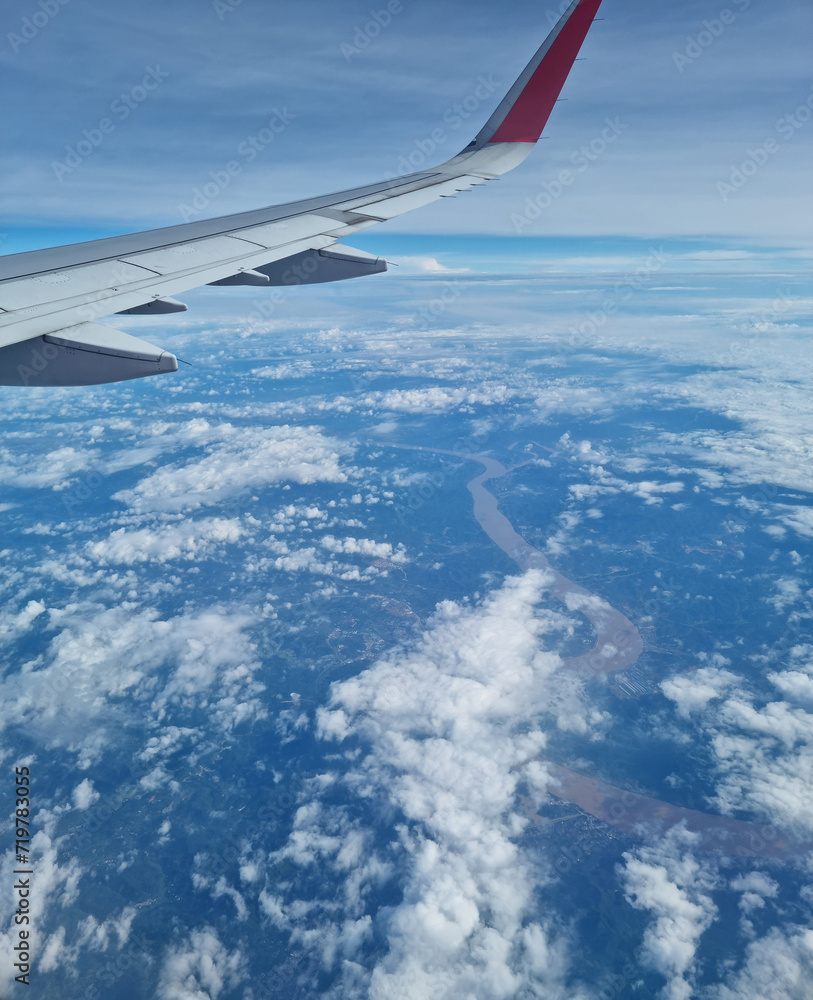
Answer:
2;0;812;253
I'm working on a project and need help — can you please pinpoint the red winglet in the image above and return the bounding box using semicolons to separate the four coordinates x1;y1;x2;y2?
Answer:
472;0;605;148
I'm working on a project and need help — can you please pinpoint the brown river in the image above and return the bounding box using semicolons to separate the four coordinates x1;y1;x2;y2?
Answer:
443;449;799;860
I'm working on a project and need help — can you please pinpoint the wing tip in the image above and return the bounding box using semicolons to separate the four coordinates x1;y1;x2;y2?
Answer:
467;0;605;150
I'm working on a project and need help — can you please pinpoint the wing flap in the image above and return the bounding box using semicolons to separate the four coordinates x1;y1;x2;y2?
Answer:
257;246;387;286
0;324;177;387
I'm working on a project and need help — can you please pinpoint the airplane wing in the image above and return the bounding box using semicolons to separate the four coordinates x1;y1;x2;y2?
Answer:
0;0;604;387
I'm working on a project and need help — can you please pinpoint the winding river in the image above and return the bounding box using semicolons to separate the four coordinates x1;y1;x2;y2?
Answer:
396;446;798;860
466;456;643;676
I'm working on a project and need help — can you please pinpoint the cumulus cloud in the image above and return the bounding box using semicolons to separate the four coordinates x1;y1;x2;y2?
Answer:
191;873;249;923
777;506;813;539
660;667;738;719
768;576;807;613
252;360;316;379
527;383;611;423
62;904;140;966
655;372;813;497
553;433;685;511
252;528;408;581
661;648;813;837
266;571;598;998
711;925;813;1000
768;656;813;707
72;778;100;810
365;384;519;414
86;518;245;565
0;602;267;761
730;871;779;915
0;600;46;641
625;480;685;505
158;927;246;1000
0;445;100;490
320;535;408;564
621;825;719;1000
114;423;353;513
394;256;472;275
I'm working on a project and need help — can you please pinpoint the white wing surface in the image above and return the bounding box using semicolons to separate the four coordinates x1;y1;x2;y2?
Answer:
0;0;604;387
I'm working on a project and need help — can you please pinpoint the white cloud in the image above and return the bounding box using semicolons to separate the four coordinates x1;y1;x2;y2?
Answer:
660;667;738;719
158;927;246;1000
39;926;76;974
395;256;472;275
0;446;100;490
320;535;408;564
368;384;519;414
86;518;245;565
0;600;46;641
252;360;316;379
115;423;353;513
73;904;139;956
777;506;813;539
655;371;813;497
268;571;599;998
527;384;611;423
0;603;267;762
768;657;813;707
72;778;99;810
769;576;807;613
626;480;685;505
712;926;813;1000
208;877;248;922
621;825;718;1000
730;871;779;915
661;649;813;837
